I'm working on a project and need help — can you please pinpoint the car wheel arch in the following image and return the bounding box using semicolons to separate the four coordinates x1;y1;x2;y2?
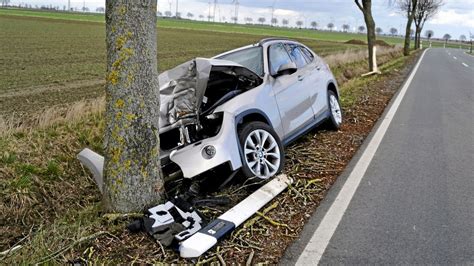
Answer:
327;82;339;99
235;109;273;130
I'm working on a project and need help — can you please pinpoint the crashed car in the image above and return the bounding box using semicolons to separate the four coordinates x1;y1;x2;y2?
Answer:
160;38;342;180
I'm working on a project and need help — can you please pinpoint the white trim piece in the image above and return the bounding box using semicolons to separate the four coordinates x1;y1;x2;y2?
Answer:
296;49;430;265
179;174;293;258
77;148;104;193
462;63;469;67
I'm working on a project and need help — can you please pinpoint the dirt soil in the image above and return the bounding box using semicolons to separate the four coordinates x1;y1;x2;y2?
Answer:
345;39;393;48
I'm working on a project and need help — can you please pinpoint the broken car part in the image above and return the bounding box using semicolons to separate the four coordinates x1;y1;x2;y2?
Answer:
179;174;293;258
129;197;203;247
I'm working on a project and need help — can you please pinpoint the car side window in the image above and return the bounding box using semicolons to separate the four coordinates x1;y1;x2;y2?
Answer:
300;46;315;63
286;44;308;68
269;43;293;75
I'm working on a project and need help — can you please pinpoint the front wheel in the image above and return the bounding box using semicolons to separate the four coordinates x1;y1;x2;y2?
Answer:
238;122;284;179
326;90;342;130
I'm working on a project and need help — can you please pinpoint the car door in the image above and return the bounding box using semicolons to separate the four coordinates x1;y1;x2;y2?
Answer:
269;43;314;139
299;46;328;118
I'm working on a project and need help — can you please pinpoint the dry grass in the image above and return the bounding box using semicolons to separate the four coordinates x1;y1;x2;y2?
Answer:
324;45;403;68
0;97;105;137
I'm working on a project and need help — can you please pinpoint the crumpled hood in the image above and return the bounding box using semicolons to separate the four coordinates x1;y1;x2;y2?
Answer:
157;58;253;132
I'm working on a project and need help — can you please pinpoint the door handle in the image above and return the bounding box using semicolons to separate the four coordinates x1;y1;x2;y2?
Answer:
298;75;305;81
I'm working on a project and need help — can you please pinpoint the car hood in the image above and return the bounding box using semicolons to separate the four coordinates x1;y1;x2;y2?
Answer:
158;57;261;132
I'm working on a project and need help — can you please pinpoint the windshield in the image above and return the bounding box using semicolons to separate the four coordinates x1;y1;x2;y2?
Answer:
217;46;264;76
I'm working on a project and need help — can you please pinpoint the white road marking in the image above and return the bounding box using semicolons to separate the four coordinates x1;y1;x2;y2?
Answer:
453;56;457;60
462;63;469;67
295;49;430;266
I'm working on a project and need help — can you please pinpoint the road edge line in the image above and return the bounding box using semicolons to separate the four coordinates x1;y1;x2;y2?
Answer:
295;49;429;265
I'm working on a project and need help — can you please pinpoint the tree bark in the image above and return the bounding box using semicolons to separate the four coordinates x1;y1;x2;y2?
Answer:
355;0;377;72
403;0;417;56
104;0;164;213
415;26;422;49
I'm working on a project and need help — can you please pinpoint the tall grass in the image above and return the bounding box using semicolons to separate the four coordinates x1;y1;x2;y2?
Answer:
0;97;105;136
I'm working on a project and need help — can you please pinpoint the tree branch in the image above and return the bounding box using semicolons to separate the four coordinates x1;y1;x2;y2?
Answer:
354;0;364;11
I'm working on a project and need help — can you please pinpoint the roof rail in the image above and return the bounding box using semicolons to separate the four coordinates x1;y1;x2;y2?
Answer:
258;37;292;45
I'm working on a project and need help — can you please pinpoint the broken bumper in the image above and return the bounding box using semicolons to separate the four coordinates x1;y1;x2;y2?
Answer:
169;112;243;178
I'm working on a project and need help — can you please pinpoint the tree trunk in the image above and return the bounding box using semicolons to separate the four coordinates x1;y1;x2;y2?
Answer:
362;1;376;71
415;27;422;49
403;0;417;56
104;0;164;213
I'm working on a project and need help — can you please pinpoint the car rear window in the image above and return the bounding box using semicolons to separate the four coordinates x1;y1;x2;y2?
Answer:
216;47;264;76
286;44;308;68
300;46;315;63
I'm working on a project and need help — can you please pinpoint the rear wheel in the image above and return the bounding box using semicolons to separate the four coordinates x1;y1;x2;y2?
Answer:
238;122;284;179
327;90;342;130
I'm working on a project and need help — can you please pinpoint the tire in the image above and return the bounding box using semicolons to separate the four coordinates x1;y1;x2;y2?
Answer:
326;90;343;130
238;121;285;179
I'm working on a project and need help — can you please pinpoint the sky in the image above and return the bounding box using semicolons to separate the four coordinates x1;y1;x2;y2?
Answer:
10;0;474;39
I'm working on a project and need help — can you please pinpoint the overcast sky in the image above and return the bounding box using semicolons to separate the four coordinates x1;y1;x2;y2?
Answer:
11;0;474;39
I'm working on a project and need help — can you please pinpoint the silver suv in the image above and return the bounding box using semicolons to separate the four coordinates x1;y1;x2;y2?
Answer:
159;38;342;180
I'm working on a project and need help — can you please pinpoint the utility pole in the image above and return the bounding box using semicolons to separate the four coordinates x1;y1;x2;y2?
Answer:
208;0;211;22
213;0;217;22
470;31;473;54
232;0;239;24
175;0;178;18
168;0;172;16
269;0;276;27
67;0;70;11
83;0;85;12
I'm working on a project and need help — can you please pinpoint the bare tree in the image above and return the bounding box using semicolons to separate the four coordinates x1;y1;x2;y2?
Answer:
1;0;11;7
425;29;434;39
231;16;238;23
258;17;266;25
358;25;366;33
186;12;194;19
459;34;467;42
311;21;318;29
327;22;335;31
355;0;378;72
414;0;443;49
282;19;289;27
96;7;105;13
164;10;172;17
342;24;350;32
296;20;303;28
390;27;398;36
271;18;278;26
376;27;383;35
443;33;451;46
198;14;204;20
394;0;418;56
245;17;253;24
104;0;164;212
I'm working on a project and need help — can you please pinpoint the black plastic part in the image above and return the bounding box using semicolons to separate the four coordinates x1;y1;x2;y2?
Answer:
199;218;235;240
127;219;143;233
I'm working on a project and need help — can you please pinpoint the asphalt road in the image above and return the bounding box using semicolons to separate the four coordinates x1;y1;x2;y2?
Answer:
282;48;474;265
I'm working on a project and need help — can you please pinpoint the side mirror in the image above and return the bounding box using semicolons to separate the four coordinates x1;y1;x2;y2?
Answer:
275;62;297;77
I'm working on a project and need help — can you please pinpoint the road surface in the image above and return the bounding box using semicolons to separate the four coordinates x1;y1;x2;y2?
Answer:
282;48;474;265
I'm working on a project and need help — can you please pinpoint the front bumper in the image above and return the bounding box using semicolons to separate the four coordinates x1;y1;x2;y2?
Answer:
169;112;243;178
